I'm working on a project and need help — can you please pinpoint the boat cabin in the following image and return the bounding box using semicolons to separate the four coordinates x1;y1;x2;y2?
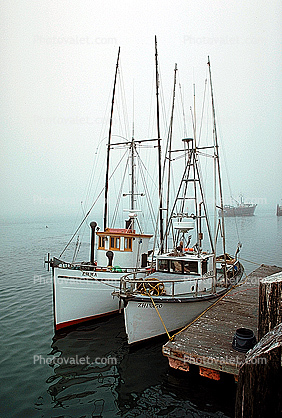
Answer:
96;228;153;269
156;252;214;277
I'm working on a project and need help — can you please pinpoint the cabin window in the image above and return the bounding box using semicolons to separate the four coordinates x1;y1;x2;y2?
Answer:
98;236;106;249
183;261;198;274
202;260;207;274
188;261;198;274
171;260;182;273
124;237;132;251
158;259;169;272
183;261;191;273
110;236;120;250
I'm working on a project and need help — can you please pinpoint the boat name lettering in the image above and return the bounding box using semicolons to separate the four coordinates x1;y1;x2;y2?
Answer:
137;302;163;309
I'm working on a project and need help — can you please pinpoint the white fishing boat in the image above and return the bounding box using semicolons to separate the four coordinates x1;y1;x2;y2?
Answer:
49;224;153;331
114;57;244;344
46;47;163;331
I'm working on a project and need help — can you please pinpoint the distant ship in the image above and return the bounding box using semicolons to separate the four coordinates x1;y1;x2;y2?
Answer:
277;204;282;216
219;196;257;217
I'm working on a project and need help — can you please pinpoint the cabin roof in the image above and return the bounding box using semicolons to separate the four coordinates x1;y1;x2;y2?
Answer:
157;252;213;261
97;228;153;238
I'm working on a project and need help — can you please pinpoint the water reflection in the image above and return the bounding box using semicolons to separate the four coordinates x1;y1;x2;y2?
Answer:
45;315;236;417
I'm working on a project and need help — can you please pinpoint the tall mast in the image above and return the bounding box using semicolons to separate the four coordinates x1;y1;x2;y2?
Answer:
155;36;164;252
131;134;135;212
103;47;120;231
131;85;135;212
165;63;177;251
193;84;199;250
207;56;227;282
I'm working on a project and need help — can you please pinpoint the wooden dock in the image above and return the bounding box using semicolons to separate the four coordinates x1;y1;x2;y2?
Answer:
162;264;282;381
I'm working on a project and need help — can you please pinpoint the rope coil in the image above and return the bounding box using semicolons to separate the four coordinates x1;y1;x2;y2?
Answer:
138;277;166;296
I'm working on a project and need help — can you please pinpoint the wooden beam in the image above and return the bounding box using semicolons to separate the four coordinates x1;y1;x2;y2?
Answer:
199;367;220;381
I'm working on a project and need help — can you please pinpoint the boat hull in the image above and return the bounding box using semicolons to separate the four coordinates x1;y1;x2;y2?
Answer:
52;267;124;331
219;204;257;217
123;293;222;344
122;262;244;344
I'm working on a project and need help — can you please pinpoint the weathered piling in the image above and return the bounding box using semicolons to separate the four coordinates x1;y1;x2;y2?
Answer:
235;271;282;418
258;271;282;340
235;323;282;417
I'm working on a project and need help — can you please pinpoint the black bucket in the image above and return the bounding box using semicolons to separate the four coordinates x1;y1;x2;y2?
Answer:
232;328;257;353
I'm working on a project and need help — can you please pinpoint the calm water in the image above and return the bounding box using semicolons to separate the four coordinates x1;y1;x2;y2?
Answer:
1;208;281;417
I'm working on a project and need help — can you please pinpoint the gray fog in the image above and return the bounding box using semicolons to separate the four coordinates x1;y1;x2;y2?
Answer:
1;0;281;219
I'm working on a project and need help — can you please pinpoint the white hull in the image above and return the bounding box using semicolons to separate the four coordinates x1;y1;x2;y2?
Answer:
53;267;124;330
124;294;221;344
51;226;152;331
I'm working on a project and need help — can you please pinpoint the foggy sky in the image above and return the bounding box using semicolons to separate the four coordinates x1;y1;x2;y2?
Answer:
1;0;281;220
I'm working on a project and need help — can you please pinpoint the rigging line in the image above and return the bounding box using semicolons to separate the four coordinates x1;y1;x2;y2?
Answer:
198;65;210;150
59;150;128;258
221;134;241;244
118;64;130;140
84;87;113;211
147;72;156;138
104;47;121;231
161;150;193;251
195;155;212;243
190;106;195;143
117;67;126;139
238;257;261;266
178;81;188;137
158;65;169;139
197;78;208;148
70;142;107;260
137;157;159;236
172;153;187;162
111;151;130;227
137;149;159;191
72;202;87;261
135;150;157;229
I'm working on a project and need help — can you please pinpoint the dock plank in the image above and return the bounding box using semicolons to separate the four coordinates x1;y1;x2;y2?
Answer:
163;264;282;378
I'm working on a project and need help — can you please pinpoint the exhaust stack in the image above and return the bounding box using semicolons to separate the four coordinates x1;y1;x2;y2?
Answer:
90;222;97;265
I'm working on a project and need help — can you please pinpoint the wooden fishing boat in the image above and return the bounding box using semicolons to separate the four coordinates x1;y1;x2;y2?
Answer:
115;56;244;344
46;48;161;331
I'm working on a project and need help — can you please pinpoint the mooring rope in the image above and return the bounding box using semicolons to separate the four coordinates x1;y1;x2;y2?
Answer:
146;292;172;341
238;257;261;266
169;269;249;341
146;267;250;342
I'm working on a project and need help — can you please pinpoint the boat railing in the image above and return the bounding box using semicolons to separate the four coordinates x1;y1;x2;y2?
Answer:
118;271;216;297
52;259;146;274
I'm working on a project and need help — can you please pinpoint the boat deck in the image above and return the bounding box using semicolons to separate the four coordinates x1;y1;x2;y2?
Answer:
162;264;282;380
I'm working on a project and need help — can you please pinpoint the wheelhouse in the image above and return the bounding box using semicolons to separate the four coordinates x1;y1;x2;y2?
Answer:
96;228;153;269
156;253;214;276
